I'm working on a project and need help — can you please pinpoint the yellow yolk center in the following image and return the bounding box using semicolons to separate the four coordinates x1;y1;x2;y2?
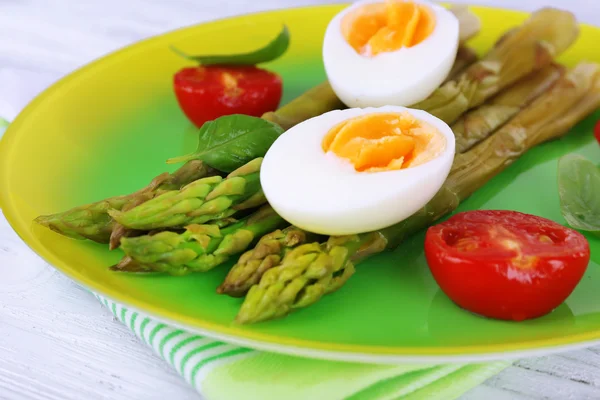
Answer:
322;112;446;172
342;0;436;56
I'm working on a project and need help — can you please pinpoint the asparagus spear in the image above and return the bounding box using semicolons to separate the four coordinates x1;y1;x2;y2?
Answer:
454;63;564;153
261;82;345;131
112;217;238;272
236;63;600;324
109;195;153;250
109;158;264;230
446;63;600;202
34;160;215;243
413;7;579;125
217;227;323;297
114;205;286;274
109;163;224;249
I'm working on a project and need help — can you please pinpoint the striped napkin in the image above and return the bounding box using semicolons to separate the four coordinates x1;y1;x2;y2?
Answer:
95;294;509;400
0;68;510;399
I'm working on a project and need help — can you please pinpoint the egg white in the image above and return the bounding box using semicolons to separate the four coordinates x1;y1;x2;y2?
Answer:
323;0;460;108
260;106;456;235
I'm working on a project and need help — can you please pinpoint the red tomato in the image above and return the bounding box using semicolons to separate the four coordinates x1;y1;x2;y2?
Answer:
424;210;590;321
594;119;600;145
174;65;283;127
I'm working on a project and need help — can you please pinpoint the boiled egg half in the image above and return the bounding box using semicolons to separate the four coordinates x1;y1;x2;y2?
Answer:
323;0;459;108
261;106;456;235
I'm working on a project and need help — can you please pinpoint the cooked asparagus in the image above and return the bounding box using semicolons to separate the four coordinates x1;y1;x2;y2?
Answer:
236;63;600;324
115;205;286;274
454;63;564;152
109;195;153;250
261;82;345;131
112;217;238;272
109;158;264;231
34;160;215;243
446;63;600;202
217;227;323;297
413;8;579;125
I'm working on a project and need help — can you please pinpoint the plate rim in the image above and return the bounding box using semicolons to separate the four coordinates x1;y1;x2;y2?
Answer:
2;3;600;363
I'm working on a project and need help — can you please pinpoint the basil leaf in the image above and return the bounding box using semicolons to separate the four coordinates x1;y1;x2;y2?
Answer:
557;153;600;234
170;25;290;66
168;114;284;172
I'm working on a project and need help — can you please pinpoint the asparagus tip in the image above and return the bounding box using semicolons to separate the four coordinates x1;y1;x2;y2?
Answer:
216;283;245;297
234;309;260;325
110;256;152;273
33;215;51;227
234;286;271;324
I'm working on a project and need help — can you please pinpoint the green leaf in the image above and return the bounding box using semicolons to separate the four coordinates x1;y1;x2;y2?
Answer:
170;25;290;66
168;114;284;172
557;153;600;234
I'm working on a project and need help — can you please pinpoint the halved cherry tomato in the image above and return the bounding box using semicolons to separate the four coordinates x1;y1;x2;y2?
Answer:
594;119;600;145
424;210;590;321
174;65;283;127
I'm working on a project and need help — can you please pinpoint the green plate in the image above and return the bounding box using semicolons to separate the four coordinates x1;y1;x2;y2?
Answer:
1;4;600;363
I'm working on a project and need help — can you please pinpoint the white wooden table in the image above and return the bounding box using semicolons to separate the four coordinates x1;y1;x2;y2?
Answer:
1;1;600;399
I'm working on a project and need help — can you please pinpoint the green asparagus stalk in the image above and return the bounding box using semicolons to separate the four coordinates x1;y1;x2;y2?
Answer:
34;160;215;243
446;62;600;203
112;217;238;272
109;158;264;230
114;205;287;275
110;165;225;249
261;82;345;131
236;241;357;322
236;63;600;324
217;227;323;297
413;7;579;125
454;63;564;153
109;195;153;250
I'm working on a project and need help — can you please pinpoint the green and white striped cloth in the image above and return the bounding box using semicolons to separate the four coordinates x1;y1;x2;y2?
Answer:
95;294;510;400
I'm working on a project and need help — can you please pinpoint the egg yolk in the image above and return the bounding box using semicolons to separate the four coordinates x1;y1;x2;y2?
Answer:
322;112;446;172
341;0;436;56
